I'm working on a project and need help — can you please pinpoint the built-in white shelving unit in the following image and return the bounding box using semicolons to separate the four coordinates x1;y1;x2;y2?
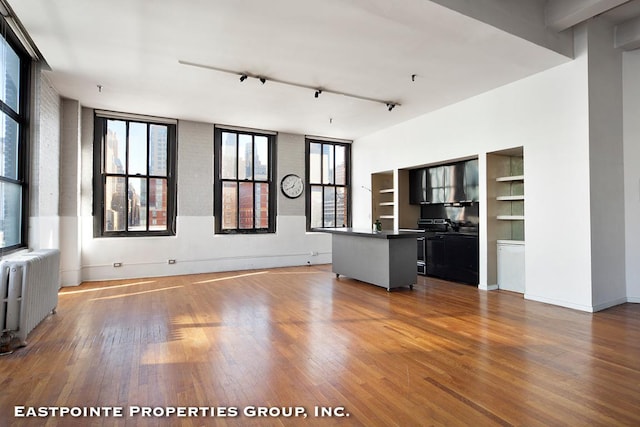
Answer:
488;149;525;293
495;163;524;240
370;170;420;231
372;172;395;229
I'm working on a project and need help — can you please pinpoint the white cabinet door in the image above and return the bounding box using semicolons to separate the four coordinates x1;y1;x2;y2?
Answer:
497;242;525;293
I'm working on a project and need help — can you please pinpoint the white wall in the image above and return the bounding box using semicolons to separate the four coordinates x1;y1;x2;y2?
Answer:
69;114;331;284
59;98;82;285
353;26;596;311
586;19;627;310
623;50;640;303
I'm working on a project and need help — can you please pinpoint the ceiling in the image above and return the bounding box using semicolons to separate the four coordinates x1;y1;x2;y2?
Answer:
4;0;640;140
599;0;640;24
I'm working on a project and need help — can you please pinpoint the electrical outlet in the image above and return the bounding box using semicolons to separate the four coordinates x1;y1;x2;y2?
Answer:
168;259;176;264
113;262;122;267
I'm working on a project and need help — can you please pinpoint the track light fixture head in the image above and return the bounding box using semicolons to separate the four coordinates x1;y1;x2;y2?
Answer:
259;77;266;84
239;74;248;82
314;89;322;98
387;103;396;111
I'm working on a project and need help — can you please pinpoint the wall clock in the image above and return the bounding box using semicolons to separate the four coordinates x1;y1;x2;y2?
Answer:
281;174;304;199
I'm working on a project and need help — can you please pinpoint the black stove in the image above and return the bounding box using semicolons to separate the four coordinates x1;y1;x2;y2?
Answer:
417;218;449;232
416;219;448;275
416;218;478;277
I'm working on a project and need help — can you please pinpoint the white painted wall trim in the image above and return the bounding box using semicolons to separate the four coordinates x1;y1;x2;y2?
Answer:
79;215;332;282
524;294;595;313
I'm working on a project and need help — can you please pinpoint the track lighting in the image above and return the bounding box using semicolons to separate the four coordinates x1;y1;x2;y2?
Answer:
179;60;401;110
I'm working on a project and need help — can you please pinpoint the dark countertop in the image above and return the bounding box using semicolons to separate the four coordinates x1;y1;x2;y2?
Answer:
320;228;425;239
435;231;479;238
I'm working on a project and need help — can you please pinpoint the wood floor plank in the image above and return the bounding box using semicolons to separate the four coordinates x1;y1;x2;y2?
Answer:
1;264;639;426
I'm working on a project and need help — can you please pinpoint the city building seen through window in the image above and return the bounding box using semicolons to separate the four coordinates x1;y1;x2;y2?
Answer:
93;114;177;237
306;139;350;230
214;128;275;233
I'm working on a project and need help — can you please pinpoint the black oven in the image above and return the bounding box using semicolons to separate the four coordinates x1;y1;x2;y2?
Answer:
416;219;448;276
417;236;426;275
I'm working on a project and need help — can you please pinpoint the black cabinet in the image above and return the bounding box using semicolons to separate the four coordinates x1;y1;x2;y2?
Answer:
426;234;446;277
409;168;427;204
409;166;445;204
409;159;478;205
444;234;478;284
428;166;445;203
463;159;479;202
426;233;478;285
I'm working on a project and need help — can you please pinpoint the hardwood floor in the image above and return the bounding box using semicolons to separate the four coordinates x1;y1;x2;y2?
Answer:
1;264;639;426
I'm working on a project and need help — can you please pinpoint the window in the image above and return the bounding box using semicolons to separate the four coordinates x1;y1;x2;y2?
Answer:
306;139;351;229
214;128;276;233
93;113;177;237
0;19;30;252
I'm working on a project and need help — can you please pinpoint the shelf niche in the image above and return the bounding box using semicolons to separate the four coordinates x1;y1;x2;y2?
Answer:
487;148;525;293
491;153;524;241
371;171;395;230
371;170;419;231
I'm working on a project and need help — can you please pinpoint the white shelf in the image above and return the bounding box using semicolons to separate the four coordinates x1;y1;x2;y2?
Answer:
379;215;395;219
496;175;524;182
379;202;394;206
496;195;525;201
497;239;525;245
497;215;525;221
379;188;395;194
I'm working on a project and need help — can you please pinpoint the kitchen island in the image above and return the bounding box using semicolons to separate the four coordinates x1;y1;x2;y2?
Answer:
321;228;423;291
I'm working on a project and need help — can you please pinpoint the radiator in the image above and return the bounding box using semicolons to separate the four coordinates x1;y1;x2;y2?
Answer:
1;249;60;346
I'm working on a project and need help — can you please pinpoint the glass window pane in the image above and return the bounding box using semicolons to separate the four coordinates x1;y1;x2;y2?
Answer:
148;178;168;231
128;177;147;231
0;113;19;179
0;181;21;247
323;187;335;227
309;143;321;184
221;132;237;179
149;124;167;176
217;131;272;233
255;183;269;229
1;37;21;113
336;187;347;228
128;122;147;175
222;182;237;229
335;145;346;185
310;186;323;229
254;136;268;181
322;144;334;184
239;182;254;229
105;176;126;231
105;120;127;174
238;134;252;180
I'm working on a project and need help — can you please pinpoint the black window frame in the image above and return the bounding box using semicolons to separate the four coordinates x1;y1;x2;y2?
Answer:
305;138;351;231
213;127;276;234
0;17;31;253
92;113;177;238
